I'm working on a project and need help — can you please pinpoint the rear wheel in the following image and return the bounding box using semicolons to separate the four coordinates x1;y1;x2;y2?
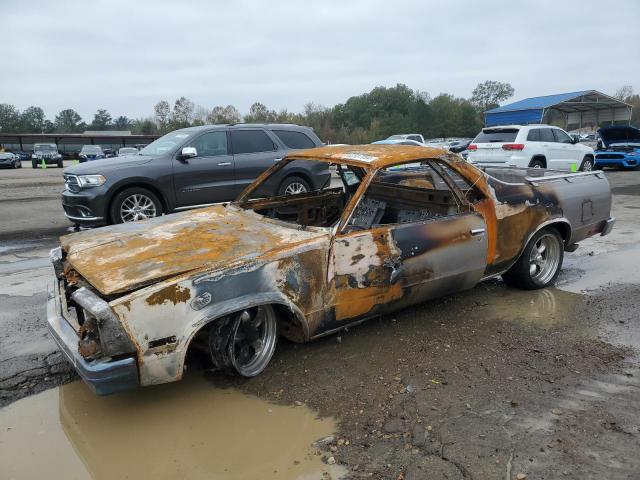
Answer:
580;157;594;172
529;158;546;169
278;176;310;196
502;227;564;290
57;159;64;168
32;160;37;169
109;187;162;224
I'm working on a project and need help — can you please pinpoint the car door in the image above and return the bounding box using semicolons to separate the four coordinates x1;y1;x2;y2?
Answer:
548;128;579;170
328;161;487;326
172;130;236;207
230;129;283;196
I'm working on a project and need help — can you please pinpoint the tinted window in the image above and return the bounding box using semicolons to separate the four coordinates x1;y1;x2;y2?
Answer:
189;131;228;157
553;129;572;143
473;129;519;143
526;129;541;141
407;135;422;142
231;130;276;154
540;128;555;142
272;130;316;149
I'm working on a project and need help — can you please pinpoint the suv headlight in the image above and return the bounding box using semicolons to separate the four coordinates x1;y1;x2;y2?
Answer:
77;174;106;188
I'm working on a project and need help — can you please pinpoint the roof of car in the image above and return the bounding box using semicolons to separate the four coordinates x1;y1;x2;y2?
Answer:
285;144;449;168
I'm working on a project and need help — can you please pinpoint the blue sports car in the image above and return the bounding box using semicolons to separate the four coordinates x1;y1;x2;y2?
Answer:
595;125;640;169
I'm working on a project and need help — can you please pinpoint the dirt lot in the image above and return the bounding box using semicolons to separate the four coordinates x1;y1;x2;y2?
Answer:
1;164;639;479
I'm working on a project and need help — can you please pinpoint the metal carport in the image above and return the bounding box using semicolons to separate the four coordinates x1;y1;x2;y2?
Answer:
484;90;632;129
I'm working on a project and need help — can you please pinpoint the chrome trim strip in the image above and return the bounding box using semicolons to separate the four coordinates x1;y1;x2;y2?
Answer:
174;202;228;211
525;170;604;183
64;213;104;221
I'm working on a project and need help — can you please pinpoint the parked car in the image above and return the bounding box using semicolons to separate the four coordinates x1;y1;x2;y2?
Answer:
61;124;324;226
467;125;595;171
371;139;424;146
103;148;117;158
6;149;30;161
448;139;472;153
32;143;63;168
47;144;614;394
0;151;22;169
594;125;640;170
386;134;425;143
78;145;106;162
117;147;139;156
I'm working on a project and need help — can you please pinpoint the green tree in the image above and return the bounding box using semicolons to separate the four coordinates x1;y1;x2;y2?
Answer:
470;80;515;113
244;102;277;123
91;109;112;129
0;104;21;132
113;116;132;130
154;100;171;133
132;118;158;135
54;109;83;132
20;106;46;133
206;105;241;124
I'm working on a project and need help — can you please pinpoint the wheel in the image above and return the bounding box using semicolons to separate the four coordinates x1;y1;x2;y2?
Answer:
278;176;310;196
57;159;64;168
109;187;162;224
579;157;594;172
529;158;545;169
32;160;37;169
502;227;564;290
208;306;278;377
13;160;19;169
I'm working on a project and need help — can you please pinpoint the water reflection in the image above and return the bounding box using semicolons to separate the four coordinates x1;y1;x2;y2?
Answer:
0;375;343;480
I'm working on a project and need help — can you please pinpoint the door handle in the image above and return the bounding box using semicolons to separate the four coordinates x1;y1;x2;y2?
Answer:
470;228;485;236
274;158;282;162
217;162;232;166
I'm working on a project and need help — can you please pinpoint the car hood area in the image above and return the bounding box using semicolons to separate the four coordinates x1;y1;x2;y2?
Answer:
64;155;154;174
597;125;640;147
60;205;326;296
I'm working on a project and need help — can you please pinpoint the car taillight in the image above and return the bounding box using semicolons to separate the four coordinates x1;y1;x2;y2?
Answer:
502;143;525;151
467;144;477;151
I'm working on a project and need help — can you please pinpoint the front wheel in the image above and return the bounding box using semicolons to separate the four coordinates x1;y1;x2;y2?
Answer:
580;157;594;172
502;228;564;290
109;187;162;224
32;160;37;169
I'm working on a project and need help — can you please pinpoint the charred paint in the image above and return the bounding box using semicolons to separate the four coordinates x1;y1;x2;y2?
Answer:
146;284;192;306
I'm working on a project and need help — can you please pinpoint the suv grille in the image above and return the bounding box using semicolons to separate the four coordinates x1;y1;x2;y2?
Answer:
64;174;81;193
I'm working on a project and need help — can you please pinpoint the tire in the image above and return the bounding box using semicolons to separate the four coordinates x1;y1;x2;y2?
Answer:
109;187;162;224
529;158;546;169
579;156;594;172
278;176;310;196
57;159;64;168
32;160;37;169
502;227;564;290
13;160;19;169
208;305;278;377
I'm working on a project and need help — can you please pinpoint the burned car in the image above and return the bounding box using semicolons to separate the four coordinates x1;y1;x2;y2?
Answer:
47;145;615;395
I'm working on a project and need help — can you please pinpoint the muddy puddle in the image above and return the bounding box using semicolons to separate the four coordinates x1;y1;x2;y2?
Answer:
483;287;582;329
0;375;345;480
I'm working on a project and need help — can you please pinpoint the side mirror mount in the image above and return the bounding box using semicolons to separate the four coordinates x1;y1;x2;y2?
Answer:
178;146;197;161
571;134;580;144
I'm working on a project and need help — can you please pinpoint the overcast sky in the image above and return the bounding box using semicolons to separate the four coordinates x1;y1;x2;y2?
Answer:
1;0;638;121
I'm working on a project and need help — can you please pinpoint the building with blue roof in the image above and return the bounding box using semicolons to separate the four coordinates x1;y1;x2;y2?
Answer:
484;90;632;129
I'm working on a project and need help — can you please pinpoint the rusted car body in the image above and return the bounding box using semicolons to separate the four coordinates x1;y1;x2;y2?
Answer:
47;145;614;394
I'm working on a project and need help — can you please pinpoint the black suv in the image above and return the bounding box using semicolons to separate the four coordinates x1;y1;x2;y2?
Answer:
61;124;326;226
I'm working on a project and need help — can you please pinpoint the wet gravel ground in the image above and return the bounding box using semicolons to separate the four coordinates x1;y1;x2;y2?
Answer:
1;166;639;479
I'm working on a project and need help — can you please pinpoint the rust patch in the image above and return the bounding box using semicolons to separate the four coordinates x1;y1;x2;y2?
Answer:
146;284;191;306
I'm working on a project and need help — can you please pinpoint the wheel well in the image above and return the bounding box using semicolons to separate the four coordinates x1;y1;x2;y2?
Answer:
529;155;547;168
544;222;571;245
107;182;169;223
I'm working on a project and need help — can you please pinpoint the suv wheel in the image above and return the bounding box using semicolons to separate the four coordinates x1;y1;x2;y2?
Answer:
529;158;546;169
110;187;162;224
57;159;64;168
580;157;594;172
32;160;38;169
502;227;564;290
278;176;310;196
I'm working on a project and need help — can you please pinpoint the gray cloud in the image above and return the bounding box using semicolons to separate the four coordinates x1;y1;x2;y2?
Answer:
1;0;638;121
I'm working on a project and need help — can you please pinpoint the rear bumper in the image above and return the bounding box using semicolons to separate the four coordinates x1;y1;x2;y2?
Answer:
46;280;139;395
601;217;615;236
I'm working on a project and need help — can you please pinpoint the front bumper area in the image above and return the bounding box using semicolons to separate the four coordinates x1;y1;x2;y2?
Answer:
595;154;638;169
46;280;139;395
61;189;108;226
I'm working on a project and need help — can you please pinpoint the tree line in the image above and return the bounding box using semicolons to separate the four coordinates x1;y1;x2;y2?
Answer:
1;81;637;143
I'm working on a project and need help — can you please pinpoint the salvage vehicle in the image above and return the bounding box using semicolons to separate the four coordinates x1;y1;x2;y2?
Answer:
0;151;22;168
467;125;595;171
47;145;614;395
595;125;640;169
32;143;63;168
61;123;324;227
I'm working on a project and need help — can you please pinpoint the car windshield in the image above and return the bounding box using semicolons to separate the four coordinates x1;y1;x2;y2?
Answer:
119;148;137;155
81;146;102;153
139;130;192;156
238;159;366;229
35;144;56;152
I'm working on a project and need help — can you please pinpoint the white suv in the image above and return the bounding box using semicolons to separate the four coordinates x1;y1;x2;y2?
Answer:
467;125;595;171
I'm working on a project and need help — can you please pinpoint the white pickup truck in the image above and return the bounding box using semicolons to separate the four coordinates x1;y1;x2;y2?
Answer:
467;125;595;171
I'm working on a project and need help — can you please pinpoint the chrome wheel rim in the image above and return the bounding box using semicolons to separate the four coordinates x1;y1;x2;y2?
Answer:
533;164;542;169
582;160;593;171
120;194;157;222
529;234;561;284
230;306;277;377
284;182;308;195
